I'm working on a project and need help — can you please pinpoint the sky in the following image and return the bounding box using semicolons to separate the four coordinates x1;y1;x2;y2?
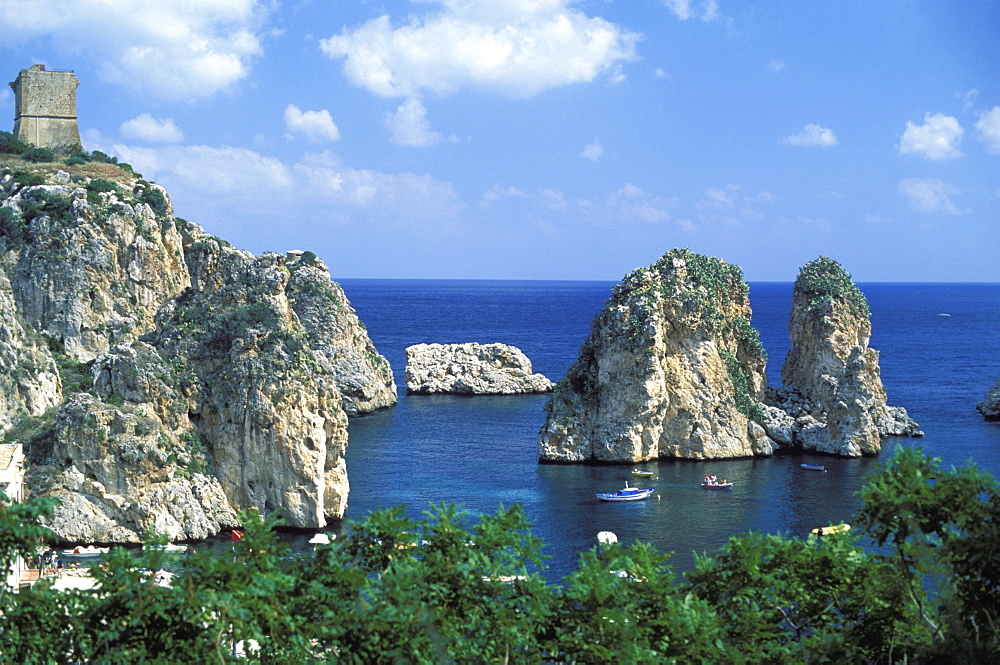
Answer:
2;0;998;282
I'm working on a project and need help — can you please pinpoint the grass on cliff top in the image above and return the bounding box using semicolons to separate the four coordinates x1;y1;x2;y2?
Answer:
1;154;137;188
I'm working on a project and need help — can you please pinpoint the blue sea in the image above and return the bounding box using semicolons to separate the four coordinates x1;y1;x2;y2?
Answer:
319;280;1000;579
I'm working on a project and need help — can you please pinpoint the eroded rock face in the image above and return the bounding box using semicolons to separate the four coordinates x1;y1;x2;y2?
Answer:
537;249;773;463
772;257;920;456
0;161;394;542
405;343;554;395
977;379;1000;421
0;266;61;435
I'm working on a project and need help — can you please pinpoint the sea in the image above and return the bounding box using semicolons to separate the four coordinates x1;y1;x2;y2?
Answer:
328;280;1000;579
184;281;1000;581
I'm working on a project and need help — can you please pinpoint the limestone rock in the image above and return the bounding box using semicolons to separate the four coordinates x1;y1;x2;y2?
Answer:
977;378;1000;421
1;159;394;542
405;342;554;395
286;258;396;415
537;248;772;462
776;257;919;456
0;266;61;435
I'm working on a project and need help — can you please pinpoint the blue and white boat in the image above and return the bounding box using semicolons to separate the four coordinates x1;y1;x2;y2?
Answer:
596;482;656;502
800;464;827;472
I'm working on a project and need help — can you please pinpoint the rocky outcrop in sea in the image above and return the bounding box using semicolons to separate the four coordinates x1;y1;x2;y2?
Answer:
768;257;921;456
537;248;774;462
977;378;1000;420
537;250;922;464
405;342;554;395
0;158;396;542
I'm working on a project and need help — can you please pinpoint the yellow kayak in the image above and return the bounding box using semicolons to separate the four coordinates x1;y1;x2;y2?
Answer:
811;524;850;536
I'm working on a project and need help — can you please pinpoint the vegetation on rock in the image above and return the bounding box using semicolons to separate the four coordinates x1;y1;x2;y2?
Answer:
794;255;871;317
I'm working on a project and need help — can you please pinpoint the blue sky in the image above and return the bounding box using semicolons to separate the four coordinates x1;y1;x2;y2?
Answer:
2;1;998;281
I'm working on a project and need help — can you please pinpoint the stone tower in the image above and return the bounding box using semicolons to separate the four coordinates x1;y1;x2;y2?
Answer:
9;64;82;151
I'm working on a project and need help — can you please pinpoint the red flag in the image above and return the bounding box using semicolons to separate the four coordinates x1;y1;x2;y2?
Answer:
231;529;243;542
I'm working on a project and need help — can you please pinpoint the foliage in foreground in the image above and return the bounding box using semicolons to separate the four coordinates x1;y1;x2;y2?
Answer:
1;446;998;663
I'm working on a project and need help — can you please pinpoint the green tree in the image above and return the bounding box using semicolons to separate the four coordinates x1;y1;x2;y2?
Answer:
856;446;1000;659
687;529;929;663
547;540;725;663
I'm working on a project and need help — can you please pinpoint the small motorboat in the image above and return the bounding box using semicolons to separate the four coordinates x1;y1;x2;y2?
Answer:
811;523;850;536
63;545;109;558
800;464;827;472
144;543;187;552
700;475;733;489
631;469;654;478
596;482;656;502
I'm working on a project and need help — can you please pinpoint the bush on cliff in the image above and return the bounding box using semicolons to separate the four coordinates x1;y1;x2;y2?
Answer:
1;447;997;662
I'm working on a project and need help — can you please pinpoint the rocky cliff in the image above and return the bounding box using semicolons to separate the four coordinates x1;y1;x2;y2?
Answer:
405;342;554;394
0;155;396;542
537;248;774;462
768;257;920;457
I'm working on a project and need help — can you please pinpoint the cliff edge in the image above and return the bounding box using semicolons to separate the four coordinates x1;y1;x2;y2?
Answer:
0;154;396;542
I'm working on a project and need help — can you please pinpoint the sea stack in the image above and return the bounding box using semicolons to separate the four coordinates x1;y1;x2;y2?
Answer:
770;256;919;456
537;248;774;463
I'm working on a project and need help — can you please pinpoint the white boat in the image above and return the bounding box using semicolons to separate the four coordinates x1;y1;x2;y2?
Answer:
700;475;733;489
631;469;654;478
144;543;187;552
62;545;109;557
596;482;655;502
800;463;827;472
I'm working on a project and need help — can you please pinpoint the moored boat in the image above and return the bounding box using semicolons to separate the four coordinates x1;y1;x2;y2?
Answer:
62;545;109;558
596;482;655;502
811;523;850;536
700;475;733;489
800;463;827;472
631;469;654;478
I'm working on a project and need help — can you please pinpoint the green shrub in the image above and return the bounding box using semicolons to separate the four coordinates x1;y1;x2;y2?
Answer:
87;178;118;194
795;256;870;317
0;207;26;243
0;131;29;155
90;150;118;165
63;155;86;166
12;171;46;187
23;147;55;163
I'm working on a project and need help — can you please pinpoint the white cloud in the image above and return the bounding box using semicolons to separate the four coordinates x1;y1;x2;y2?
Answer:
663;0;720;22
695;184;769;226
384;98;441;147
898;177;967;215
319;2;639;99
782;124;837;147
975;106;1000;154
605;183;674;223
106;140;464;225
283;105;341;143
115;143;294;194
899;113;964;160
119;114;184;143
0;0;270;101
768;58;786;73
581;140;603;162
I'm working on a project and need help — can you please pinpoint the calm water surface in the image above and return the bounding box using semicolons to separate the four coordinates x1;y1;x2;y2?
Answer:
294;280;1000;580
